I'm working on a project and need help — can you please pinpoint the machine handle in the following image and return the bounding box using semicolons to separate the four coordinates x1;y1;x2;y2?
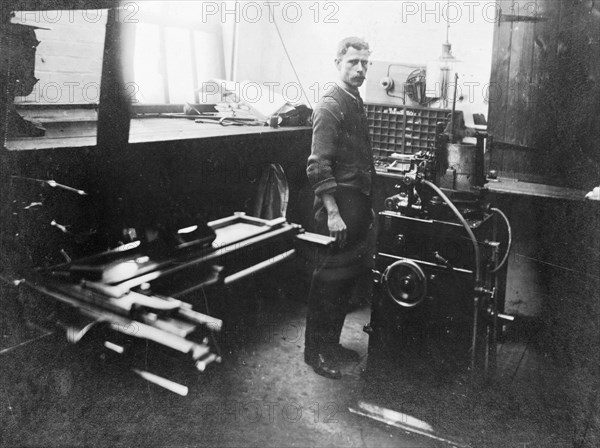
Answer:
295;232;335;246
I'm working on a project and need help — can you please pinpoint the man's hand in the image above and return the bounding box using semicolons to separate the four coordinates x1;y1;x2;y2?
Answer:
327;211;347;248
322;193;347;248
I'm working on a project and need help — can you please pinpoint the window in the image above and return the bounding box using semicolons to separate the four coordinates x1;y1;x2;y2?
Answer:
130;1;226;105
5;8;107;149
4;1;228;149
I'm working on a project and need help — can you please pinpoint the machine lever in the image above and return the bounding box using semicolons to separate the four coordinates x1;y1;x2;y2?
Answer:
433;251;449;265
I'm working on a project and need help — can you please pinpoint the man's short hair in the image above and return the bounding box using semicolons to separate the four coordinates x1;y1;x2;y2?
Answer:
336;37;371;59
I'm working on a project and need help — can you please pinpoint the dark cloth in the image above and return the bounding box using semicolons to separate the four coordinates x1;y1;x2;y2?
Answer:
253;163;289;220
305;190;375;355
312;188;375;281
306;84;376;280
304;84;376;357
304;270;371;356
307;84;375;197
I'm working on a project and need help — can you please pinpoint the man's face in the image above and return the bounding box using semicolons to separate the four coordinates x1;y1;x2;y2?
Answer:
335;46;370;90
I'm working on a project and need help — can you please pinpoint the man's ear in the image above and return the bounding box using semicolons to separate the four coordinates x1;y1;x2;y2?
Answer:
334;58;341;70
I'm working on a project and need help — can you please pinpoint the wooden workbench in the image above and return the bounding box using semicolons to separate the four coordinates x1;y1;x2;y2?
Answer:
5;117;310;151
485;177;589;202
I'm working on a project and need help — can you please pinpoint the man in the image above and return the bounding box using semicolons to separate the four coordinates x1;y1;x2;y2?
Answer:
304;37;375;380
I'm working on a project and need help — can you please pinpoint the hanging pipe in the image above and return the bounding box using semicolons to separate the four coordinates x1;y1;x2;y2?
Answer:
489;207;512;274
422;180;482;286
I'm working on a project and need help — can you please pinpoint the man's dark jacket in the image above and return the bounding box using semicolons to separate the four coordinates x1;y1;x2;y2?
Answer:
306;84;375;280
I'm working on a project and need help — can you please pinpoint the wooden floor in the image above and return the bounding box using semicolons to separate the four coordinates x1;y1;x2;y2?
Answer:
1;276;576;448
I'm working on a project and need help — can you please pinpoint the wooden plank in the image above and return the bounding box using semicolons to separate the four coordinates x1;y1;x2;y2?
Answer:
567;1;600;188
514;0;538;147
536;0;600;188
524;0;562;180
5;135;96;150
485;178;588;201
487;0;600;188
488;1;513;144
127;119;308;143
490;0;541;147
504;19;526;146
0;20;9;147
530;0;552;146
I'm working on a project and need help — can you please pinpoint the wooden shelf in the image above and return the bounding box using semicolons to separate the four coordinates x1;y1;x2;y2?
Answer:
5;117;310;151
485;178;588;202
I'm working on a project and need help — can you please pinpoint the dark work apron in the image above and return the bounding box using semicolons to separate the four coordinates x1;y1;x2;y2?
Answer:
312;188;376;281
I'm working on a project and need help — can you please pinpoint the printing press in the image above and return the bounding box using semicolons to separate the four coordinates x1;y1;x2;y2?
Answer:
366;123;513;380
4;203;331;395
